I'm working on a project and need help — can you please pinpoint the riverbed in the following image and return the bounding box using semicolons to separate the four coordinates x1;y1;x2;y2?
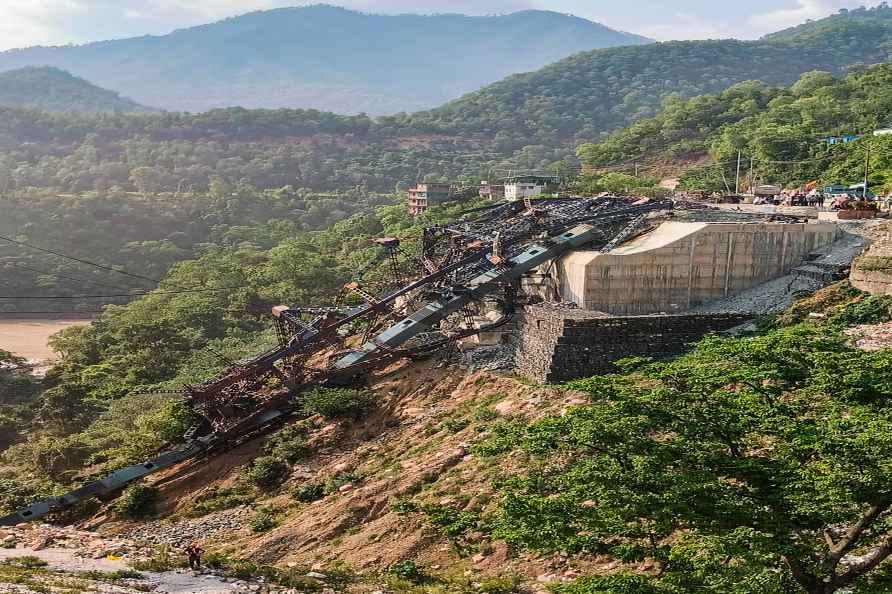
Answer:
0;316;93;365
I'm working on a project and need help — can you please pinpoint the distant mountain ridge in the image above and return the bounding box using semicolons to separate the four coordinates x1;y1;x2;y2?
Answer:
0;5;651;115
0;66;149;113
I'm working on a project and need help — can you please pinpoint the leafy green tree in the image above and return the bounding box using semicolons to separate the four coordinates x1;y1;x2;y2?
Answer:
129;166;164;195
483;326;892;594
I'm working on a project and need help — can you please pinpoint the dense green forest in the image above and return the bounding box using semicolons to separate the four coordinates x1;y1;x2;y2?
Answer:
578;62;892;192
0;67;149;113
479;291;892;594
0;105;506;194
0;5;648;115
0;187;394;312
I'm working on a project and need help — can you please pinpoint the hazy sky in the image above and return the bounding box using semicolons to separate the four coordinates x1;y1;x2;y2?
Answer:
0;0;883;51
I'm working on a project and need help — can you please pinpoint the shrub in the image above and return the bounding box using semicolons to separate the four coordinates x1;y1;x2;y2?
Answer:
420;503;480;538
114;484;159;519
391;497;419;515
473;406;499;422
442;418;470;433
249;507;280;533
2;556;48;569
244;456;289;490
388;560;428;583
265;424;312;463
829;294;892;327
130;545;181;572
478;575;523;594
292;481;325;503
190;485;256;516
324;470;362;494
303;388;375;420
552;574;662;594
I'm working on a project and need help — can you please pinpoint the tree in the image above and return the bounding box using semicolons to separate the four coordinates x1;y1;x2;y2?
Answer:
483;326;892;594
129;166;163;195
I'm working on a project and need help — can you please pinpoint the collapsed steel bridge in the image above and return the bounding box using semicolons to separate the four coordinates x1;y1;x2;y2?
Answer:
0;196;680;526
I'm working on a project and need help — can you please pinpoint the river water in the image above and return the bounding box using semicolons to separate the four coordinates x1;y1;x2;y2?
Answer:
0;317;92;368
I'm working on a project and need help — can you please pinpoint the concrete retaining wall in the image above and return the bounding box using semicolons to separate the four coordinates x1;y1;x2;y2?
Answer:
557;221;837;315
514;306;751;383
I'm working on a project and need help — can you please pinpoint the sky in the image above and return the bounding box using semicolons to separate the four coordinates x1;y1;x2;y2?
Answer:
0;0;884;51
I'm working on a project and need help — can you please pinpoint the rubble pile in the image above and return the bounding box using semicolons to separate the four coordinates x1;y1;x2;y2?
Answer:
122;507;250;548
0;523;154;560
463;343;516;371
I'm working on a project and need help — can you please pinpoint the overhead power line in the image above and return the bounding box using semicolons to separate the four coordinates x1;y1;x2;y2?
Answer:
0;286;253;300
10;262;134;292
0;311;105;315
0;233;170;288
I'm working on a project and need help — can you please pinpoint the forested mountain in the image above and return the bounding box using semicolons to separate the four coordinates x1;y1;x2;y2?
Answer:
763;2;892;40
0;67;148;113
6;5;892;315
0;5;649;115
396;4;892;148
577;63;892;193
2;6;892;197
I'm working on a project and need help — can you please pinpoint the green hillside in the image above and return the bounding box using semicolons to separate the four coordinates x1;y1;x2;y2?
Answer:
394;4;892;152
578;62;892;193
3;7;892;194
763;4;892;40
0;67;149;113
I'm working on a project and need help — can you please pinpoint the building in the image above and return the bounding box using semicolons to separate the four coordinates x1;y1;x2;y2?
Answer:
504;175;559;201
820;135;860;145
408;182;452;217
478;181;505;200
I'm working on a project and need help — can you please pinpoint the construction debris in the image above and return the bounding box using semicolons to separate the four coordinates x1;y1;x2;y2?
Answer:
3;195;685;527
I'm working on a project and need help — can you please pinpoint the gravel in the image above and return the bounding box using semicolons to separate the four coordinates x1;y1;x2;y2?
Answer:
120;507;251;548
0;547;257;594
463;343;516;371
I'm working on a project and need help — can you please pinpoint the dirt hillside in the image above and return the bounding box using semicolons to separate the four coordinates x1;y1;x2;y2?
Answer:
95;358;593;583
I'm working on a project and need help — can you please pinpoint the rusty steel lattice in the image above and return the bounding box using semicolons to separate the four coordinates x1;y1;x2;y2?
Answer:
1;196;681;526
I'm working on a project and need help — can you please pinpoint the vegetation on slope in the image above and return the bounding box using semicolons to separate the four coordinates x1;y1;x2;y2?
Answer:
395;4;892;147
0;67;149;113
474;288;892;594
0;198;481;513
578;62;892;192
3;6;892;198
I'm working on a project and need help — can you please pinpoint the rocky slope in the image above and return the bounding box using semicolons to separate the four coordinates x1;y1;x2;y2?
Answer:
78;358;598;586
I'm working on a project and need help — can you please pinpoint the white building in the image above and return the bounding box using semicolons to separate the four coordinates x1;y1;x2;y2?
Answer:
504;175;559;201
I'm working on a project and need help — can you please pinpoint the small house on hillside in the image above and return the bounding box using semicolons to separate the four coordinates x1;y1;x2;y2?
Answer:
504;175;559;201
408;182;452;216
479;181;505;200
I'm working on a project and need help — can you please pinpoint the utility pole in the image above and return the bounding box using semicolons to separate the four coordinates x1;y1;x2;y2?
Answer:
864;140;871;199
735;150;741;194
748;155;755;194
